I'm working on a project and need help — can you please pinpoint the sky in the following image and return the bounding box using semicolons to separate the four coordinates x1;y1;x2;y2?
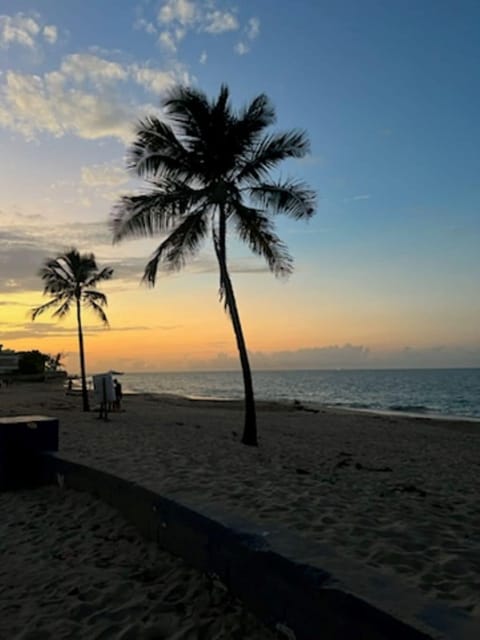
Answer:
0;0;479;373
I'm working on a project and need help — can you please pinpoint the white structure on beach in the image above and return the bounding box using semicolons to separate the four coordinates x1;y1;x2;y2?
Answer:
0;345;19;374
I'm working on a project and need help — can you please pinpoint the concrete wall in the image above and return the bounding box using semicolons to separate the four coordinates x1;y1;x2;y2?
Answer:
34;453;478;640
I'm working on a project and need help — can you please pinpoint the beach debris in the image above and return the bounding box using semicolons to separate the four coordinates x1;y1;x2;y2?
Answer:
355;462;393;473
333;451;353;470
276;622;296;639
332;453;392;474
292;399;319;414
295;467;310;475
207;572;229;592
393;483;427;498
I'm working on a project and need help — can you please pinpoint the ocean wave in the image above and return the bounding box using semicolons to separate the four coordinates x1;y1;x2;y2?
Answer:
333;401;373;410
388;404;430;413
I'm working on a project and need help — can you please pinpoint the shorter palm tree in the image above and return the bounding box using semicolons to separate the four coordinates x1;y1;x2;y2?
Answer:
32;249;113;411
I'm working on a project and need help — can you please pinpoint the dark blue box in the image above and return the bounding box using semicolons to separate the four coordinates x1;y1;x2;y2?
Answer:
0;415;59;489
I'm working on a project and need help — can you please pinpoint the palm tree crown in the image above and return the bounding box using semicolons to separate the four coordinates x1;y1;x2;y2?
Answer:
112;85;316;444
32;248;113;411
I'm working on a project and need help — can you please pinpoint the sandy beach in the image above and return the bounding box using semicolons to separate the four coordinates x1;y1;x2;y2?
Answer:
1;381;480;635
0;486;277;639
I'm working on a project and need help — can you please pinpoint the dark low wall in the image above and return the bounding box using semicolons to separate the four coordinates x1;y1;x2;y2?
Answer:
37;453;478;640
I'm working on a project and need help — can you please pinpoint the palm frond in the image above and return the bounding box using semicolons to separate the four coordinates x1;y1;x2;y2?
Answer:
232;204;294;277
143;208;208;285
111;193;181;242
52;299;72;320
111;184;206;242
31;297;63;320
87;299;109;326
163;85;212;144
82;290;108;305
84;267;114;288
129;116;194;180
237;93;276;133
249;179;316;219
232;94;276;154
39;259;74;293
237;130;310;183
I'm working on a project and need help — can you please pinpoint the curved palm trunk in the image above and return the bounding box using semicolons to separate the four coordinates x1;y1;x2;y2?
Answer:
215;206;257;446
76;296;90;412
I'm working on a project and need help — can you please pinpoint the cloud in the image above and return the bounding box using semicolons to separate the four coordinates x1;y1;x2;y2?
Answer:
130;62;190;94
234;15;260;55
0;53;188;142
0;13;40;49
1;322;154;341
0;69;135;142
199;50;207;64
134;17;157;35
0;214;120;294
158;0;197;26
188;343;480;370
158;30;178;53
188;344;370;370
204;10;238;34
246;17;260;40
0;228;53;293
81;163;129;187
155;0;241;53
0;300;29;307
42;25;57;44
234;42;249;55
0;13;60;56
344;194;371;202
60;53;128;85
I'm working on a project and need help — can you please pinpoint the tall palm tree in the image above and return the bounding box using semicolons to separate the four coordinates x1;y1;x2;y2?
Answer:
32;249;113;411
111;85;316;446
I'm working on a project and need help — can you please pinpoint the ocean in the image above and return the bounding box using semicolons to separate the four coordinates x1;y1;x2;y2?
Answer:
118;368;480;421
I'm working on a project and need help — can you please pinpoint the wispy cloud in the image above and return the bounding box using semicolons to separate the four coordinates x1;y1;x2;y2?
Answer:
1;322;155;341
234;15;260;55
344;194;371;202
0;52;188;142
42;24;57;45
136;0;257;58
187;343;480;370
0;12;60;58
81;162;129;188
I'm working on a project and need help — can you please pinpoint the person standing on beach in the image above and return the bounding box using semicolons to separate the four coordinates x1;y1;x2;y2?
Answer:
114;379;123;411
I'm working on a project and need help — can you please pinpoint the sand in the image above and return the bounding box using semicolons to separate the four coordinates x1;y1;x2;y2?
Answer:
1;381;480;632
0;486;276;639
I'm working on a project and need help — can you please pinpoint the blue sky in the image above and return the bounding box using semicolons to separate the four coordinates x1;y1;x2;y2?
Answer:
0;0;479;371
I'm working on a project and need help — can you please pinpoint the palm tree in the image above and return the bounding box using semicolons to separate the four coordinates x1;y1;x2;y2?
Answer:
32;249;113;411
111;85;316;446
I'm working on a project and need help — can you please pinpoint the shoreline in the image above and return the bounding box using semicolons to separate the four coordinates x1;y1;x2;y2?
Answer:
122;389;480;427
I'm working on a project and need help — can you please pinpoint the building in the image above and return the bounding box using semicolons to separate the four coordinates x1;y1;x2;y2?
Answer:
0;345;19;375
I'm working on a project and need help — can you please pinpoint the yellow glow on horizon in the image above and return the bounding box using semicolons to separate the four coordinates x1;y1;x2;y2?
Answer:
2;278;478;374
